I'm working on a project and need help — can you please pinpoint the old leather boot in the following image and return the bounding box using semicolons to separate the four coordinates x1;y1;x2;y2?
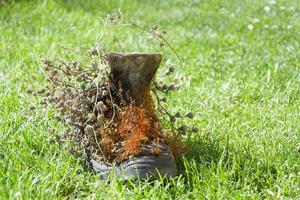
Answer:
87;53;177;180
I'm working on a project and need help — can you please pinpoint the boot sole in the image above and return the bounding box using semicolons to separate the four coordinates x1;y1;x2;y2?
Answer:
88;142;177;181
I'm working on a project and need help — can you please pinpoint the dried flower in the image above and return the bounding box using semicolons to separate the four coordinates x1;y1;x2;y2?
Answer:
174;112;181;118
96;101;108;112
87;113;96;123
85;125;94;137
96;115;105;126
102;89;108;97
192;127;199;133
170;116;176;122
178;125;188;133
186;112;194;118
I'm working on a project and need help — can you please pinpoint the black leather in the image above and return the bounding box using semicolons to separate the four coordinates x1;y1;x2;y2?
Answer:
86;141;177;181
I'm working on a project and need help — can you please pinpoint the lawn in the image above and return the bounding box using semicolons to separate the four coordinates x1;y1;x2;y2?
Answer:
0;0;300;199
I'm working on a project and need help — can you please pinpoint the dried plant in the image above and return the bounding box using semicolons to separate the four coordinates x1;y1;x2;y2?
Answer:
35;10;197;165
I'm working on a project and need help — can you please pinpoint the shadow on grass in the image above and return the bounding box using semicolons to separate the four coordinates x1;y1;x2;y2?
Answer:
176;134;227;178
182;134;224;164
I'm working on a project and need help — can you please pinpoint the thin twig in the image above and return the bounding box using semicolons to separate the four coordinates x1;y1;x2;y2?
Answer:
92;127;107;162
93;84;99;113
126;20;182;63
104;83;116;129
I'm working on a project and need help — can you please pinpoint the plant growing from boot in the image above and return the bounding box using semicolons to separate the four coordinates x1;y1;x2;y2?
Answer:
36;10;197;165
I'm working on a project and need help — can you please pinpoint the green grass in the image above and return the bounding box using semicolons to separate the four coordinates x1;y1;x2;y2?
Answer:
1;0;300;199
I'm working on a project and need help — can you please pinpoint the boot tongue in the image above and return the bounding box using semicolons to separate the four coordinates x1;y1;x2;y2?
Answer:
108;53;162;105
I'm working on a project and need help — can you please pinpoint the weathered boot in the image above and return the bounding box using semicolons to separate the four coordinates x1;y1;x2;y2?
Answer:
88;53;176;181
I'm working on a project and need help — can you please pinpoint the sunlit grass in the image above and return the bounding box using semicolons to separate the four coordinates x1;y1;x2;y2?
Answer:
0;0;299;199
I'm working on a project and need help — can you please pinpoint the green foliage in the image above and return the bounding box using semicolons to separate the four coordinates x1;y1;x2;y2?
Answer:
0;0;299;199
